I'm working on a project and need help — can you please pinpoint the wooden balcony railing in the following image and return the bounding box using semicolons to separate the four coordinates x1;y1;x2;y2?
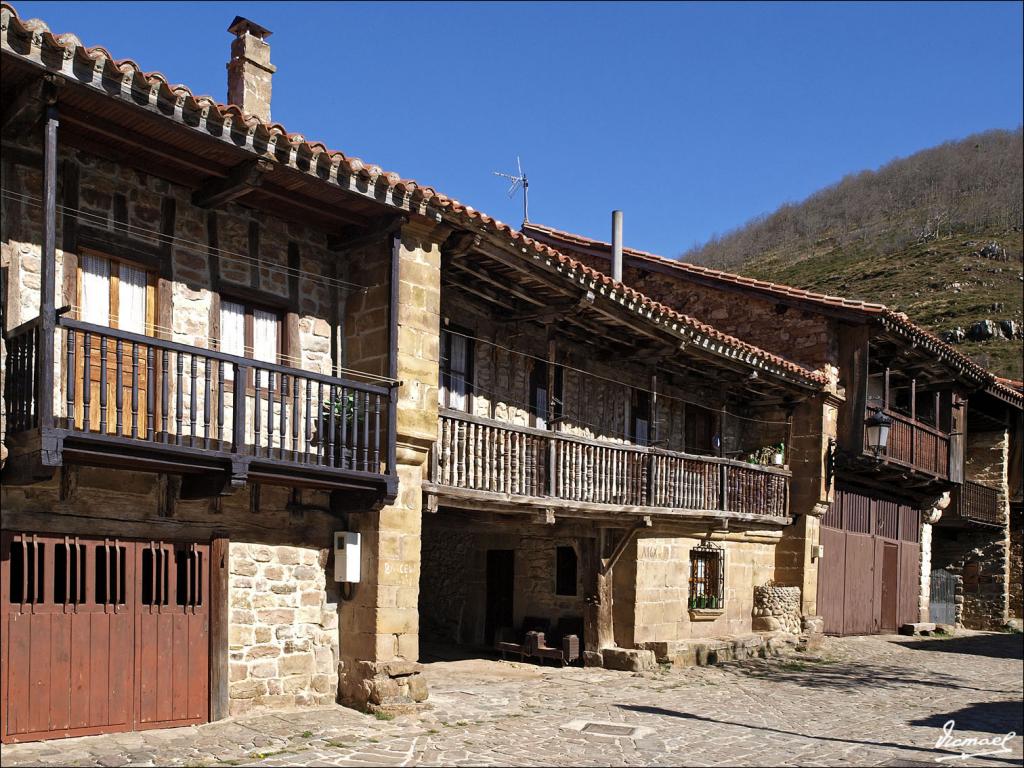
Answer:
434;410;790;518
4;316;396;483
951;480;1003;527
864;408;950;477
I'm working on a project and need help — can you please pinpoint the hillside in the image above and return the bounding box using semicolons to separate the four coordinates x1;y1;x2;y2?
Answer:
682;129;1024;379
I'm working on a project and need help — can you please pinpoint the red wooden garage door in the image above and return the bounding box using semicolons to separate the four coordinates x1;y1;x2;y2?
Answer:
0;533;209;743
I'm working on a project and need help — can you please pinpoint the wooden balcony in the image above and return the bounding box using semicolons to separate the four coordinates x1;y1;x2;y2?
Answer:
943;481;1004;528
863;408;950;478
427;410;791;525
4;316;397;500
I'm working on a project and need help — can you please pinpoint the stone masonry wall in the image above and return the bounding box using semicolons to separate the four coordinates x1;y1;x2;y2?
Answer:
1010;505;1022;619
420;516;586;647
616;532;781;646
559;250;840;371
941;428;1012;629
227;544;339;716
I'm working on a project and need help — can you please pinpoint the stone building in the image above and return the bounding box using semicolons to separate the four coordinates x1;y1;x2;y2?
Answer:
0;5;445;741
419;228;835;665
0;4;837;743
523;221;1023;634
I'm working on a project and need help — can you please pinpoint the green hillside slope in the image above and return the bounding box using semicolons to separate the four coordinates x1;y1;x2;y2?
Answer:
682;129;1023;379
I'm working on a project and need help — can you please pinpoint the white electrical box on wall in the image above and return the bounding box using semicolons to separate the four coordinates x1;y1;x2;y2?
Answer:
334;531;361;583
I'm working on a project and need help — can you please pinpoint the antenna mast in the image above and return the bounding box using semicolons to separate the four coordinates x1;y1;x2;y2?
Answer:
493;156;529;224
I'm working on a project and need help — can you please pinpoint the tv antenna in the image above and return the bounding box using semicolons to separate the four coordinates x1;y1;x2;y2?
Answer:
493;156;529;223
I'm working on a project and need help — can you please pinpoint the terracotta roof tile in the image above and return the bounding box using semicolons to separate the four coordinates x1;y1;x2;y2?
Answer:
523;222;1023;408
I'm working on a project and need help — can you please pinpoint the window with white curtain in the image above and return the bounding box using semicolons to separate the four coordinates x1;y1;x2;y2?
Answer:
218;299;281;383
79;252;152;333
440;327;472;411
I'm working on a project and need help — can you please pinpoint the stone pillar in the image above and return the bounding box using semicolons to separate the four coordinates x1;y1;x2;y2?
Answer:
338;220;442;712
775;392;838;619
918;495;948;623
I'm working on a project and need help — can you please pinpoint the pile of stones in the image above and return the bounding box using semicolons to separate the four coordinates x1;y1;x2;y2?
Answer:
752;583;802;634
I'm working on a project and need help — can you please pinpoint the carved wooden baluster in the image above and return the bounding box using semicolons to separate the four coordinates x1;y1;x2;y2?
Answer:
99;335;109;433
253;368;262;452
160;349;169;441
66;328;76;430
279;374;288;461
304;379;312;464
291;375;299;458
217;360;225;447
131;342;139;438
114;338;124;436
265;371;275;459
327;384;337;468
340;385;351;469
189;353;197;443
315;382;324;465
147;347;155;441
362;391;370;472
82;332;92;431
175;351;184;445
204;357;211;448
373;393;381;472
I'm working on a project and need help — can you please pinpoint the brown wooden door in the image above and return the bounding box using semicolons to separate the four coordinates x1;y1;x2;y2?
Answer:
818;489;921;636
880;543;900;632
1;534;208;744
135;541;209;730
1;533;134;743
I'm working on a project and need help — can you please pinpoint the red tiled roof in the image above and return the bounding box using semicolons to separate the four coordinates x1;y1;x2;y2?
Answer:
523;222;1023;407
0;2;829;390
523;222;889;312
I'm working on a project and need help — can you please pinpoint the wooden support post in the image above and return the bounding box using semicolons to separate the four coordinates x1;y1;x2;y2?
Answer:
581;533;613;666
387;232;400;475
209;536;230;722
910;378;917;465
39;104;58;432
883;367;890;410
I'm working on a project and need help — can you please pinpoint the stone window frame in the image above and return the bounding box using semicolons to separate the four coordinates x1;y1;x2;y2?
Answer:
688;541;725;619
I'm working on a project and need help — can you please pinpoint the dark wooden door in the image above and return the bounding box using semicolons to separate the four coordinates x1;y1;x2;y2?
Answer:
880;543;899;632
484;550;515;645
1;533;208;744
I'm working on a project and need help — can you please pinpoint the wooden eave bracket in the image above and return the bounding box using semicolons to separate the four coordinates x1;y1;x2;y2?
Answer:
192;158;273;208
599;516;652;576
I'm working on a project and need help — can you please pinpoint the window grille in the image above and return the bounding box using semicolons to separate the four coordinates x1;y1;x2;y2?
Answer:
688;542;725;609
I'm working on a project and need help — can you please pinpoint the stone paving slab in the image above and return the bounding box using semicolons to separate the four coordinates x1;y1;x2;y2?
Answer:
1;632;1021;767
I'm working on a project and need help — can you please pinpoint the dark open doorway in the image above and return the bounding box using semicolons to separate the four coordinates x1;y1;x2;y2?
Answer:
484;549;515;645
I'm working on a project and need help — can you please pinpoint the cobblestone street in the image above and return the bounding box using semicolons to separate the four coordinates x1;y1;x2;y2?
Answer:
2;632;1021;767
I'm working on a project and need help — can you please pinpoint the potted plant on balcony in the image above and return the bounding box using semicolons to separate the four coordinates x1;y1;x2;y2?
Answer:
310;391;359;459
747;442;785;466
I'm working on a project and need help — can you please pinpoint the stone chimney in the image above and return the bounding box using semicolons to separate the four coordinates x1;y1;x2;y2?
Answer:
226;16;275;122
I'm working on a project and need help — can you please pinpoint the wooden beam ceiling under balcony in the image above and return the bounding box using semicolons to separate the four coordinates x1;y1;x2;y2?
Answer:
443;244;799;401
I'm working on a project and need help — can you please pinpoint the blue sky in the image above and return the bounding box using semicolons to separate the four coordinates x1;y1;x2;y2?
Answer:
16;1;1024;257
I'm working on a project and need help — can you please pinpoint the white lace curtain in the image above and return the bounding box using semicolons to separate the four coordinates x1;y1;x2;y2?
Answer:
80;253;110;326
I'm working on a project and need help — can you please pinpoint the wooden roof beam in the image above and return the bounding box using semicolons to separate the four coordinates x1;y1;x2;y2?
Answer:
192;158;272;208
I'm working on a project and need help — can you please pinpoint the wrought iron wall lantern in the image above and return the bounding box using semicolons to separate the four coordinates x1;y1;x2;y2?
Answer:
864;408;893;457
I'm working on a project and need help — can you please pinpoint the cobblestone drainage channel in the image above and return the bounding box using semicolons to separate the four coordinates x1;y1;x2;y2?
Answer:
561;720;654;739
